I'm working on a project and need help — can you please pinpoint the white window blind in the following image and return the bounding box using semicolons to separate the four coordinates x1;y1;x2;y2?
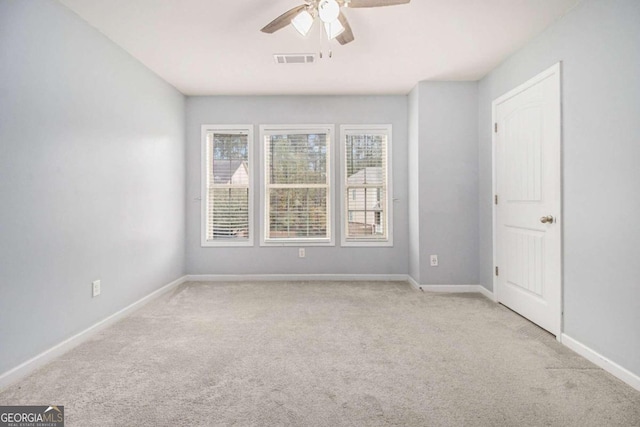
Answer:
202;126;252;246
342;125;392;245
262;127;332;244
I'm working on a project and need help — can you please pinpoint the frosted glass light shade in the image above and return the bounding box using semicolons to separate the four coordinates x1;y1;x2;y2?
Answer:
292;10;314;36
324;20;345;40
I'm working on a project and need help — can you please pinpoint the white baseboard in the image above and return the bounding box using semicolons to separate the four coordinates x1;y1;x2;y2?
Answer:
419;284;483;293
186;274;409;282
408;277;495;301
407;276;421;290
0;275;188;391
561;334;640;392
477;285;496;301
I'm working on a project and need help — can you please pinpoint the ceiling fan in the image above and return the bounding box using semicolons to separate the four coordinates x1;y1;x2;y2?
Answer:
261;0;410;45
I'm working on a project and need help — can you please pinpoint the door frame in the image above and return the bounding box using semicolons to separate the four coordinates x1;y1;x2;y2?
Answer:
491;62;563;340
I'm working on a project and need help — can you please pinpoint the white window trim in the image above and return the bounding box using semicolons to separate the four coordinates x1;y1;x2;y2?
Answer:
201;124;254;247
339;124;393;247
259;124;336;247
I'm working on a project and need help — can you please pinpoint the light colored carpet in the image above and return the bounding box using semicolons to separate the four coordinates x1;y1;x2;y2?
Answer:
1;281;639;426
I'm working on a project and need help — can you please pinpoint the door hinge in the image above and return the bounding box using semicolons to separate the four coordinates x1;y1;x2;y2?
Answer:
494;123;498;133
494;195;498;205
495;266;499;276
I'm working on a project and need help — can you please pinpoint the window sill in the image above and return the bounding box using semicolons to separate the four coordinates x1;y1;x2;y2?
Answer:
261;239;335;247
341;239;393;248
201;239;254;248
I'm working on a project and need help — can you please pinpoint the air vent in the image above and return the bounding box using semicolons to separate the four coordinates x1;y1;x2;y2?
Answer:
274;54;316;64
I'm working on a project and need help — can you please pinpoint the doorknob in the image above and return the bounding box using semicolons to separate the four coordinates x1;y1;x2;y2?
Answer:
540;215;554;224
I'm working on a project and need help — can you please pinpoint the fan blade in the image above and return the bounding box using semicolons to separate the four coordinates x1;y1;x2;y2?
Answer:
261;4;308;33
347;0;410;7
336;12;354;45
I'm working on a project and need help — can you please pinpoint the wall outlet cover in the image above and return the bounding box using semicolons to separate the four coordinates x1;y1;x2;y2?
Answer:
92;280;101;297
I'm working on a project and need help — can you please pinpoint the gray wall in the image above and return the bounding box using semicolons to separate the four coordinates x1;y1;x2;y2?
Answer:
409;82;479;285
478;0;640;376
186;96;408;275
0;1;186;374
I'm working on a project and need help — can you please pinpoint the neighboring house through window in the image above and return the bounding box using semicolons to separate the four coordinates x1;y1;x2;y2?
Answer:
201;125;253;246
201;124;390;247
341;125;392;246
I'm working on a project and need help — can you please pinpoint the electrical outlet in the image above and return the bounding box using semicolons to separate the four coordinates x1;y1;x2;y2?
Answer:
92;280;101;297
298;248;306;258
430;255;438;267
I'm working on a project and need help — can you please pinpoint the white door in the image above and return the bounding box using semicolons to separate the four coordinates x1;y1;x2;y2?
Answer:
494;63;562;337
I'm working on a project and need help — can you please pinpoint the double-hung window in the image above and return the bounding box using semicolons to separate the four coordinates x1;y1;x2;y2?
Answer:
201;125;253;247
261;125;334;245
340;125;392;246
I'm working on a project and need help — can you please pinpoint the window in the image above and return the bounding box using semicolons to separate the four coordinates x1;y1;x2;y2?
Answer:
201;125;253;247
260;125;334;245
340;125;392;246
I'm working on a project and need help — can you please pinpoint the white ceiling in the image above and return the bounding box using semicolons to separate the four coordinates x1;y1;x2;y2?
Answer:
58;0;580;96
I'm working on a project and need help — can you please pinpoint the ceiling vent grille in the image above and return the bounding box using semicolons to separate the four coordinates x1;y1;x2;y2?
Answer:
274;54;316;64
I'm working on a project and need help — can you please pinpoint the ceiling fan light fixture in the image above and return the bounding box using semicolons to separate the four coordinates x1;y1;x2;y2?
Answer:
318;0;341;23
291;9;314;36
324;19;345;40
262;0;411;45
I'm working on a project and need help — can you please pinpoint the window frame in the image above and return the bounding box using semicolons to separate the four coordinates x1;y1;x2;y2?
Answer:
200;124;254;248
340;124;393;247
259;124;335;247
